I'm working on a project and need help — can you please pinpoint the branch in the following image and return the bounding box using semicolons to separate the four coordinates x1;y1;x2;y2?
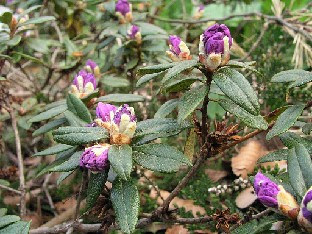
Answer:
0;184;22;195
9;108;26;217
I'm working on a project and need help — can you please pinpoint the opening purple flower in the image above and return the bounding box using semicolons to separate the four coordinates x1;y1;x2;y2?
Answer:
127;25;142;44
85;59;100;77
80;144;110;172
96;102;117;122
113;104;136;125
70;70;97;98
254;172;279;208
298;188;312;231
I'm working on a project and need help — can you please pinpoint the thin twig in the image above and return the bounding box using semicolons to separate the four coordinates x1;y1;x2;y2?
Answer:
43;174;57;216
0;184;22;195
74;170;88;221
9;108;26;217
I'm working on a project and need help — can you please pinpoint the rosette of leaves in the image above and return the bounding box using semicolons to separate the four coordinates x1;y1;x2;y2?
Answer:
32;93;192;233
137;59;268;130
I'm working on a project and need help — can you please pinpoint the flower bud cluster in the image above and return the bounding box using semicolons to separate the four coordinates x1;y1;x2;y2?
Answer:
208;177;250;196
70;60;99;98
115;0;133;24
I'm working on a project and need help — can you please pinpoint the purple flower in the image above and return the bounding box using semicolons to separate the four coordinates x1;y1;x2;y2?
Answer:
80;144;110;171
115;0;132;23
202;24;232;54
84;59;100;77
199;23;232;70
254;172;279;208
96;102;117;122
299;189;312;225
70;70;96;98
166;35;191;62
128;25;139;39
110;104;137;144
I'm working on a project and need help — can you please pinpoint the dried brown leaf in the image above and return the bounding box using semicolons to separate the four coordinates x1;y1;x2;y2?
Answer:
204;169;228;182
235;187;257;209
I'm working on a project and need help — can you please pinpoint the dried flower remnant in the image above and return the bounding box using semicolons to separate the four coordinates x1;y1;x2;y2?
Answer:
70;70;97;98
80;144;110;172
166;35;191;62
199;23;232;71
115;0;132;24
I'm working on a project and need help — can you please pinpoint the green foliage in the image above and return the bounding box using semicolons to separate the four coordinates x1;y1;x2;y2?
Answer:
87;170;108;208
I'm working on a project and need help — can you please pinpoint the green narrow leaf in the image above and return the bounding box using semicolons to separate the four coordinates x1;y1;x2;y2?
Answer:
232;220;257;234
154;99;179;119
164;77;201;93
0;221;30;234
257;149;289;163
33;144;73;156
271;69;311;83
133;143;191;173
53;127;108;145
6;36;22;47
226;60;261;76
17;5;42;20
302;123;312;135
18;16;55;27
57;171;74;185
219;99;268;130
86;170;108;208
44;100;66;110
279;132;312;154
63;111;87;127
111;179;139;234
49;151;82;172
32;118;67;136
0;215;20;228
162;60;198;83
29;105;67;123
213;68;259;115
177;85;208;123
288;148;306;197
108;145;132;180
266;104;305;140
0;209;7;217
136;71;165;87
66;93;92;123
0;12;12;25
138;63;175;75
184;128;196;161
295;144;312;188
97;94;145;103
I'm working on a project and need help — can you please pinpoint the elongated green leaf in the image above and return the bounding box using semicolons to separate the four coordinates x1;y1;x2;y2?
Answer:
162;60;198;83
57;171;74;185
29;105;67;123
134;118;191;145
0;221;30;234
11;51;46;65
232;220;257;234
295;144;312;188
97;94;145;103
289;76;312;88
33;144;73;156
0;215;20;228
219;99;268;130
0;209;7;217
32;118;66;136
133;143;191;172
136;71;165;87
53;127;108;145
18;16;55;27
178;85;208;123
63;111;87;127
257;149;289;163
266;104;305;140
101;76;130;88
17;5;42;20
6;36;21;47
49;151;82;172
87;170;108;208
154;99;179;119
164;77;202;93
111;179;139;234
138;63;175;75
67;93;92;123
213;68;259;115
108;145;132;180
288;148;306;197
226;60;261;75
280;132;312;154
271;69;311;83
44;100;66;111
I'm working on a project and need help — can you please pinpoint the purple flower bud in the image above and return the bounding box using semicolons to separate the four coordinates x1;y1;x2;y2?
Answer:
115;0;130;16
128;25;139;39
298;188;312;230
85;59;100;77
70;70;96;98
254;172;279;208
199;24;232;70
111;104;137;144
96;102;117;122
80;144;110;171
203;23;232;54
166;35;191;62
